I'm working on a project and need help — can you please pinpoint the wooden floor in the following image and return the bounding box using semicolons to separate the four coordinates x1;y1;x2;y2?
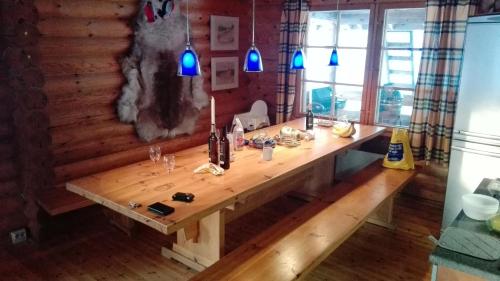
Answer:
0;193;442;281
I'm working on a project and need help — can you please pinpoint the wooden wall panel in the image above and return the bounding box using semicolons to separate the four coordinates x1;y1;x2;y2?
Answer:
0;51;26;241
31;0;262;187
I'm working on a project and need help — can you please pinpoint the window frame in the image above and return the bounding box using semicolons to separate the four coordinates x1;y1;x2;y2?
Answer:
296;1;425;127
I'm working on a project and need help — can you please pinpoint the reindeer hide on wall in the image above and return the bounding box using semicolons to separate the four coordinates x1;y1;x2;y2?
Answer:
118;0;208;142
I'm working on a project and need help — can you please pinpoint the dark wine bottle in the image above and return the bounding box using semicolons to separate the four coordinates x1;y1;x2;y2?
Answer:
306;103;314;130
219;127;230;170
208;124;219;165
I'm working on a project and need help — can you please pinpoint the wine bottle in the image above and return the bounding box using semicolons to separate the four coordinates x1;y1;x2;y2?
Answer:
208;124;219;165
219;127;230;170
306;103;314;130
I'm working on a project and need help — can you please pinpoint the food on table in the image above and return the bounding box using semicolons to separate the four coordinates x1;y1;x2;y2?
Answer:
332;122;356;138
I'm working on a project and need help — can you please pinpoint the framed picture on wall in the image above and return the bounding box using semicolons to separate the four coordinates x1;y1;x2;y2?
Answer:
211;57;239;91
210;16;239;51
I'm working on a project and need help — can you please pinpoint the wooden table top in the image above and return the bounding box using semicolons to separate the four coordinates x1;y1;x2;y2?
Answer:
67;118;385;235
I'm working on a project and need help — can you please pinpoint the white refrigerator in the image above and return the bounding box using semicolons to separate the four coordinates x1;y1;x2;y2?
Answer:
442;14;500;229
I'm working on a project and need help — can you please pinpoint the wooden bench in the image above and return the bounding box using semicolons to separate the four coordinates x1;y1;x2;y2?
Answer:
36;188;94;216
190;161;417;281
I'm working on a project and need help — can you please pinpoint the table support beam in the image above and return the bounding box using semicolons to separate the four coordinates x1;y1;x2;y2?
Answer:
162;210;224;271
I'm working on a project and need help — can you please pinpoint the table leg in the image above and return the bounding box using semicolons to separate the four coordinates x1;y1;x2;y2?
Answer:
367;195;397;230
292;155;335;200
162;210;224;271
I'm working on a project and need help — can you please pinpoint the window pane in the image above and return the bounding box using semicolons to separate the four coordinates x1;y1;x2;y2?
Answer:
335;49;367;85
383;8;425;49
334;85;363;121
307;11;338;47
304;48;334;81
338;10;370;48
376;8;425;127
376;88;414;127
379;50;422;88
304;81;333;115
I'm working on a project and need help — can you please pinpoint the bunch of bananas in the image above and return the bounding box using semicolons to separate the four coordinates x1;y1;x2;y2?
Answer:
332;122;356;138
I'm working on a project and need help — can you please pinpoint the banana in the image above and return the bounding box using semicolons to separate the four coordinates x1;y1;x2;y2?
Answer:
332;122;356;138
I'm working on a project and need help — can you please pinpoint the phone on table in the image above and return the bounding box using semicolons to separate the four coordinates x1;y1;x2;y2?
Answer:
147;202;175;216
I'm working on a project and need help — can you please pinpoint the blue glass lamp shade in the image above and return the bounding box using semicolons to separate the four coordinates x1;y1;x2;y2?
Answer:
243;46;263;72
329;48;339;66
178;45;201;77
290;47;306;70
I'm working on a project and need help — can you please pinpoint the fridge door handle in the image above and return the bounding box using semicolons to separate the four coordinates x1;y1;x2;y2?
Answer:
452;146;500;158
457;130;500;141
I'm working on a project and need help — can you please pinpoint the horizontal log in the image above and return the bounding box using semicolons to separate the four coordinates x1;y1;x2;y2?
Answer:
54;130;209;183
0;124;13;140
17;89;48;110
0;160;17;182
35;0;137;19
51;120;134;148
48;104;116;128
37;18;132;38
13;109;50;130
0;212;27;236
40;56;122;77
0;197;24;217
51;112;240;166
0;181;19;198
15;131;52;151
37;37;131;58
43;72;124;97
0;143;15;161
9;67;45;89
7;23;40;47
48;87;121;109
2;47;40;73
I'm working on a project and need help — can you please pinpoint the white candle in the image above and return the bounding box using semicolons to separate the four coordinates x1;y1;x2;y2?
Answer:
211;96;215;125
309;90;312;106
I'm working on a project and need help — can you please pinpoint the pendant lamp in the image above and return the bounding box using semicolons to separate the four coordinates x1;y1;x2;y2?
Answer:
244;0;263;72
328;0;340;66
178;0;201;76
290;0;306;70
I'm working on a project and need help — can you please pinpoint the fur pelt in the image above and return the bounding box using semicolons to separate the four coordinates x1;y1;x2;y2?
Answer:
118;0;208;142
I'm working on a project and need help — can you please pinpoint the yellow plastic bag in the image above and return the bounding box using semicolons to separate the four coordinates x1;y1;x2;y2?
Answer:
383;128;415;170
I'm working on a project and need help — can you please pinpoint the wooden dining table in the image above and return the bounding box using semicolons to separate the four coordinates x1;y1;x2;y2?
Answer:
67;118;385;271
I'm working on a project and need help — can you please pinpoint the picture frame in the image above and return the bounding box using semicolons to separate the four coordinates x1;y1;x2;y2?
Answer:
210;15;239;51
211;57;239;91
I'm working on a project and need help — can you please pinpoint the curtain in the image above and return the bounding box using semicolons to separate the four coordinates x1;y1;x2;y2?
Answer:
275;0;309;124
409;0;477;164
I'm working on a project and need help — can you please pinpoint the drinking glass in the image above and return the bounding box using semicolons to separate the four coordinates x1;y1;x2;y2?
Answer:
149;145;161;164
163;154;175;174
262;142;273;161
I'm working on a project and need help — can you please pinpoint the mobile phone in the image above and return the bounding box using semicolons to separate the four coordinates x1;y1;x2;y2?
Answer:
147;202;175;216
172;192;195;202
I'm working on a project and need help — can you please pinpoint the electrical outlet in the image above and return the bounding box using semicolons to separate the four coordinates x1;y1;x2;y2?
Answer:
10;228;27;244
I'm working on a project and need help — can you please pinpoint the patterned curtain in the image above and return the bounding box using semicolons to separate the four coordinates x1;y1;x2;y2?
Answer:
276;0;309;124
409;0;477;164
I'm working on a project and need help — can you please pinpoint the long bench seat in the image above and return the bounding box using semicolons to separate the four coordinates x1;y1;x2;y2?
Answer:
190;161;417;281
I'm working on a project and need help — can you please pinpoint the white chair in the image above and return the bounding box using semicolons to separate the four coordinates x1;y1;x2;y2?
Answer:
233;100;270;131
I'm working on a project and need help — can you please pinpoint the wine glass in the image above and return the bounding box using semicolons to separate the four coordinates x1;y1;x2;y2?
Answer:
149;145;161;164
163;154;175;174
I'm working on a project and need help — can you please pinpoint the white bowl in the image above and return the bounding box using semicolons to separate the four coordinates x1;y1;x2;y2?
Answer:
462;194;499;221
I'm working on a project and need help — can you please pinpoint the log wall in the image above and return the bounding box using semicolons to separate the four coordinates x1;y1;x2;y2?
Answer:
1;0;442;239
34;0;262;186
2;0;276;238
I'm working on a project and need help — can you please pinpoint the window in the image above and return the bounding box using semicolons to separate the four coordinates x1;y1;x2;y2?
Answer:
376;8;425;126
301;4;425;128
304;10;370;121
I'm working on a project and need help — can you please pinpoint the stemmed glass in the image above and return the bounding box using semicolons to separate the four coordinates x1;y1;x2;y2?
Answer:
163;154;175;174
149;145;161;164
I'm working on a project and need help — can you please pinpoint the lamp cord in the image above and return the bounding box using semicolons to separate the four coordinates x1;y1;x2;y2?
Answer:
298;0;302;47
251;0;255;46
186;0;190;45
